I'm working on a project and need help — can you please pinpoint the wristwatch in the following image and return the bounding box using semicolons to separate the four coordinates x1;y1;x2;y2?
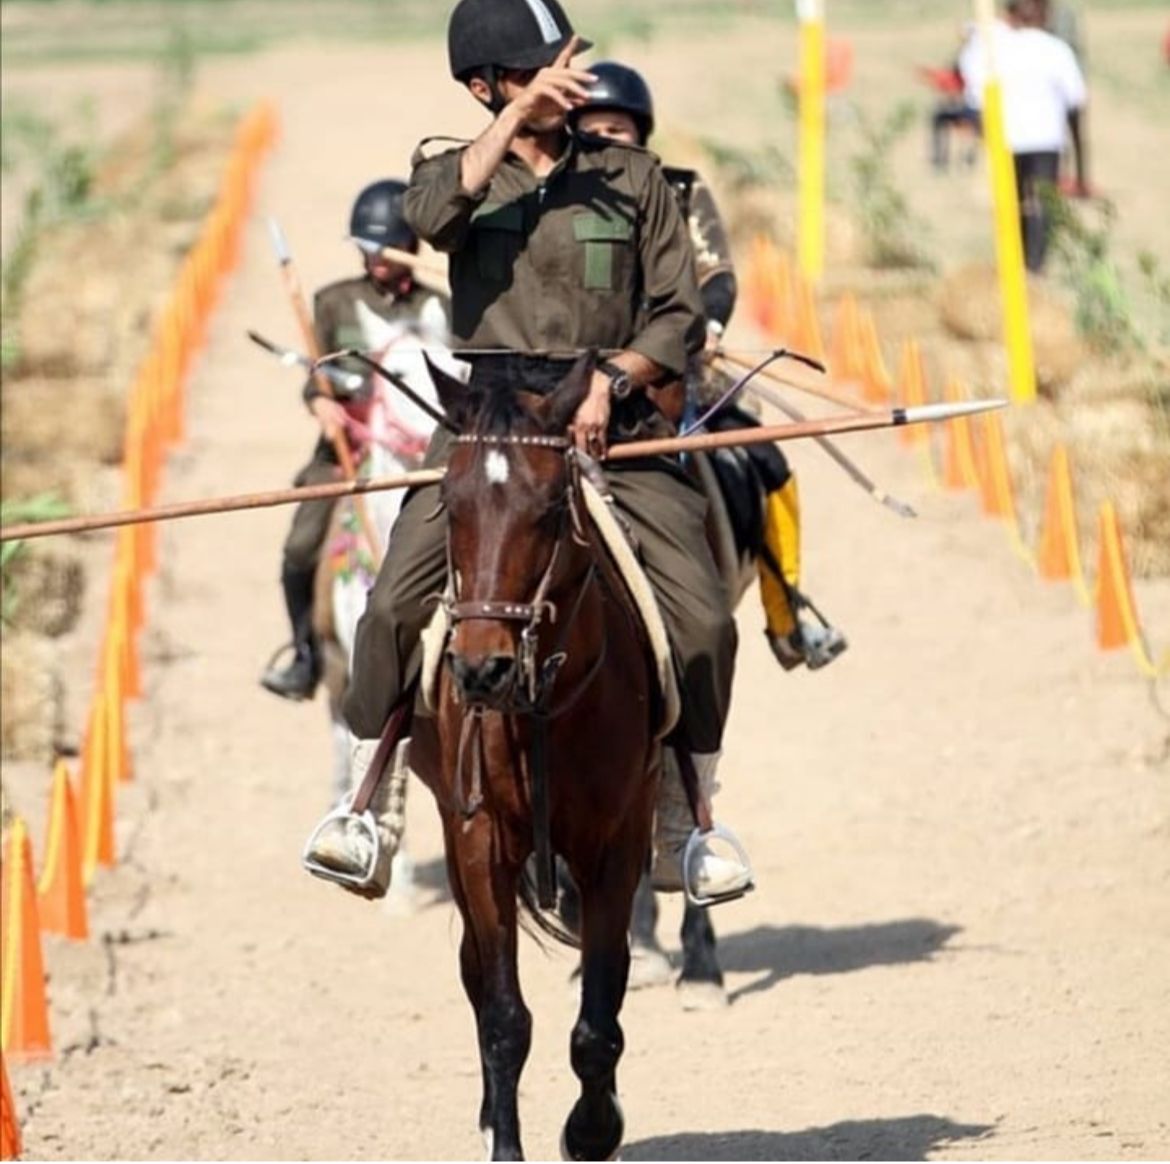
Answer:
598;360;634;401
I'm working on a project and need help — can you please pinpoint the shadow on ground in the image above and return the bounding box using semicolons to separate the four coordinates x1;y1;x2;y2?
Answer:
715;919;961;1002
624;1113;994;1161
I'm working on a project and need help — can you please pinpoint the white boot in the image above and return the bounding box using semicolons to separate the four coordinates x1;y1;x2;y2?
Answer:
302;736;409;897
650;751;753;903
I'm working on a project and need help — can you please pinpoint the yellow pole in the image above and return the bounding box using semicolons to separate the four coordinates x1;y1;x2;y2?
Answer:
797;0;826;282
975;0;1037;404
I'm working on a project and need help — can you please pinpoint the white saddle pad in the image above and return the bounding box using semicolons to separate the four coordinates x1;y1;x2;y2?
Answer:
420;477;680;739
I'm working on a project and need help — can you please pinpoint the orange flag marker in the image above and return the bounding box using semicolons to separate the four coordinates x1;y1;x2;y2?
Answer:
1;1051;22;1160
795;272;825;362
858;311;892;404
36;763;89;941
1094;501;1156;679
103;635;132;785
80;694;115;884
829;292;863;384
1;820;52;1059
940;379;980;491
1036;443;1089;603
896;340;928;446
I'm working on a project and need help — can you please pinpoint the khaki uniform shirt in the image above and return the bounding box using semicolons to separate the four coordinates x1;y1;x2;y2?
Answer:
303;275;448;462
403;134;704;377
304;275;447;405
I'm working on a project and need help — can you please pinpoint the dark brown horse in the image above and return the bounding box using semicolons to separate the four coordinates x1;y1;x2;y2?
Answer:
410;352;660;1161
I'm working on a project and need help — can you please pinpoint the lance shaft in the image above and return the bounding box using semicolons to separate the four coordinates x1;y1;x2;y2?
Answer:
267;218;384;566
743;381;917;518
0;401;1003;543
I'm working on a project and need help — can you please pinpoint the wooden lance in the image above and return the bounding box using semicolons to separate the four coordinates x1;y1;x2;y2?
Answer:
267;217;384;567
0;400;1005;543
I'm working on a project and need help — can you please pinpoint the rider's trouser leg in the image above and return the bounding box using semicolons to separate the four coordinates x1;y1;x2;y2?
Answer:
605;463;751;901
758;477;802;641
604;462;736;755
341;433;451;739
262;455;338;699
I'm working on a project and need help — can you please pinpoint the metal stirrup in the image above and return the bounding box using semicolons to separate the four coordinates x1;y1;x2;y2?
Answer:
300;794;382;890
681;823;756;908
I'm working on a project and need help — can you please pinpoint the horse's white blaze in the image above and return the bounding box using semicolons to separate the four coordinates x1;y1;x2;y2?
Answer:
484;450;510;485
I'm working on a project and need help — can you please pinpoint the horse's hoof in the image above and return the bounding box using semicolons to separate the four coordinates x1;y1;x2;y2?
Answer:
676;977;729;1012
627;944;673;991
561;1094;623;1161
560;1130;623;1162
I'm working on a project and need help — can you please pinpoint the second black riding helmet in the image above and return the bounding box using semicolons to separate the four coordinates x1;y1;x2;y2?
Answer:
447;0;591;80
349;180;415;252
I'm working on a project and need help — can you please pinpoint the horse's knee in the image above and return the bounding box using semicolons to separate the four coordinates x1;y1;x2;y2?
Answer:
480;997;533;1072
570;1017;623;1084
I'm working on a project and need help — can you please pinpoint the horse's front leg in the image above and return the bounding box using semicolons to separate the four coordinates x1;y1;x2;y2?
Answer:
446;815;531;1161
563;838;644;1162
677;901;728;1009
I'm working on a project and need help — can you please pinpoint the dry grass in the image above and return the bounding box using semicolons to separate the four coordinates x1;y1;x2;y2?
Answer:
0;101;236;760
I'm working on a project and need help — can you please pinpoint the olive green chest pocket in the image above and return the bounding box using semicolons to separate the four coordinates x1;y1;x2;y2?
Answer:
573;212;634;291
470;202;525;282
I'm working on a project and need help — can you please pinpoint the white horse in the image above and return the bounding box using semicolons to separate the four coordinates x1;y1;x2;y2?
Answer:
312;294;460;909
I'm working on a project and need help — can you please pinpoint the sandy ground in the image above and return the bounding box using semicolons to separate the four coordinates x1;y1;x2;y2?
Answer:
4;17;1170;1162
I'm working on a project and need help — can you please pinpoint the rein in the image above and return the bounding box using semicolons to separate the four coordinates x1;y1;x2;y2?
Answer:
444;433;605;907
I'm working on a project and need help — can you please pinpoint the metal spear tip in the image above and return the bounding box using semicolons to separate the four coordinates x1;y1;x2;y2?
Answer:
900;398;1008;424
266;217;291;264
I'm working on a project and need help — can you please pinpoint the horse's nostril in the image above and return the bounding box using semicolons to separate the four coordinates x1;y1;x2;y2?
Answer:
447;652;515;699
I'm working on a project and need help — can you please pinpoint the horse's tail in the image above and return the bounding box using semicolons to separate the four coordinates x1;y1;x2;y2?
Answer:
517;861;580;950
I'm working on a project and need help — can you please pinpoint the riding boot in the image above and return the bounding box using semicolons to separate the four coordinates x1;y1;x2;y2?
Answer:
260;565;321;700
302;737;410;898
650;751;753;902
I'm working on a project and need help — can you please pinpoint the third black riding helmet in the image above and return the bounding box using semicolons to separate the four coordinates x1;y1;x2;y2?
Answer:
570;60;655;142
447;0;591;81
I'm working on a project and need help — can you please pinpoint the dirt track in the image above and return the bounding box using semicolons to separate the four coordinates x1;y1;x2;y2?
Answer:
5;26;1170;1163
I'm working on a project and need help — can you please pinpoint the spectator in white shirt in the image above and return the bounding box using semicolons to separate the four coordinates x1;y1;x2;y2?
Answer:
961;0;1088;271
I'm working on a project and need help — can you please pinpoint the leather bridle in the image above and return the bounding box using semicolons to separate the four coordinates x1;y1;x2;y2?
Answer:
442;432;606;908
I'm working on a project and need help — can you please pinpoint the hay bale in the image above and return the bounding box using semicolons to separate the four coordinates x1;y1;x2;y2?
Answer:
936;262;1086;395
1;547;86;637
1;375;126;471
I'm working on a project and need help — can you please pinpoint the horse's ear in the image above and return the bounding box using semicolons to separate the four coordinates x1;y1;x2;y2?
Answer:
424;352;477;432
534;349;596;434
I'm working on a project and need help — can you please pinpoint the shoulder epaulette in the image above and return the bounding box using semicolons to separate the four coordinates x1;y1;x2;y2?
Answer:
411;135;473;166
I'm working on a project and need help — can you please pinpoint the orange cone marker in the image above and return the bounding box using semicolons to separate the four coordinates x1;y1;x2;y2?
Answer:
80;695;115;884
1;1051;21;1160
1036;444;1090;603
858;311;892;404
36;763;88;941
940;379;980;491
1;820;52;1059
1095;501;1144;656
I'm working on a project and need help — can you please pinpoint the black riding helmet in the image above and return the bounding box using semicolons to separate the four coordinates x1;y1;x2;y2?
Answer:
569;60;655;144
348;179;416;253
447;0;591;81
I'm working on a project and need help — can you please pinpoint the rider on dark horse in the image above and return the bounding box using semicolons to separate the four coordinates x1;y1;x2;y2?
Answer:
305;0;753;903
260;182;448;701
568;61;847;672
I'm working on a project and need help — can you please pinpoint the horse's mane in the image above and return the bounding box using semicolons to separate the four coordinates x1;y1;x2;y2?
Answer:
467;378;547;439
